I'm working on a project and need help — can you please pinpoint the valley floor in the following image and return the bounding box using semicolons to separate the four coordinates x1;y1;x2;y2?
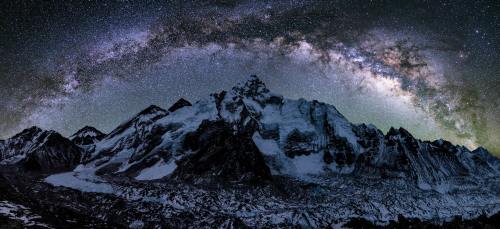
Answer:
0;166;498;228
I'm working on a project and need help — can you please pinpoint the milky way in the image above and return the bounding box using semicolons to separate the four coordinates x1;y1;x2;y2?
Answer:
1;0;499;155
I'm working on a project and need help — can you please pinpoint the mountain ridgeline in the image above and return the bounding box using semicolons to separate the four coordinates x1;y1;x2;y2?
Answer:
1;75;497;185
0;75;498;227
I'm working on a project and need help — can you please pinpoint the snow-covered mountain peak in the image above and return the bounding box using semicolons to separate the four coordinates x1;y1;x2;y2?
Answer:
11;126;44;139
137;104;166;116
168;98;192;112
231;75;270;98
78;104;173;171
70;126;106;146
105;105;167;139
0;127;82;171
71;126;104;137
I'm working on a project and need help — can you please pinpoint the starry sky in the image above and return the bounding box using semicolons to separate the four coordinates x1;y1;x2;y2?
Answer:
0;0;499;155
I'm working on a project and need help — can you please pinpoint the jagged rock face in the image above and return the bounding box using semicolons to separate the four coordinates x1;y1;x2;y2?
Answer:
0;127;45;162
0;127;81;171
70;126;106;146
173;120;271;182
351;127;499;191
386;129;470;189
23;133;82;171
284;129;316;158
471;147;500;172
168;98;192;112
353;126;408;178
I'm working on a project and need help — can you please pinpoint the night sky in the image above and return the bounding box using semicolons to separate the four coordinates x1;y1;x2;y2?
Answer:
1;0;499;155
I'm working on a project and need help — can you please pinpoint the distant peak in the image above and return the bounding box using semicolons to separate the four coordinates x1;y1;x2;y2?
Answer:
232;75;270;97
168;98;192;112
26;126;43;132
386;127;414;139
473;146;487;152
80;126;101;132
138;105;167;116
472;146;491;155
12;126;44;139
70;126;106;144
432;139;454;148
71;126;105;138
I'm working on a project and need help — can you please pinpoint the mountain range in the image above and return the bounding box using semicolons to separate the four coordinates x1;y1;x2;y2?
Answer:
0;75;498;228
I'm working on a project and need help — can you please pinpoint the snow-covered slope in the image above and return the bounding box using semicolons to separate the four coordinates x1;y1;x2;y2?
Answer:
79;105;173;176
0;127;81;171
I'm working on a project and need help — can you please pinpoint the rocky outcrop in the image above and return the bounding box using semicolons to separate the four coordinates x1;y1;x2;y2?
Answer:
173;120;271;182
22;132;82;171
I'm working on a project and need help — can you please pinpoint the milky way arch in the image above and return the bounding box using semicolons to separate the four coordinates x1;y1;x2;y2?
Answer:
0;0;498;155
